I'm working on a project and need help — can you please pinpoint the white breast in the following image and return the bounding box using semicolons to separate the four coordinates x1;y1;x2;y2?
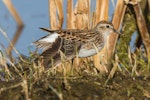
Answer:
78;45;104;58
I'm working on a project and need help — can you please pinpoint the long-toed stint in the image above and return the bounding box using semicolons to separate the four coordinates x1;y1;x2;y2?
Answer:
33;21;120;67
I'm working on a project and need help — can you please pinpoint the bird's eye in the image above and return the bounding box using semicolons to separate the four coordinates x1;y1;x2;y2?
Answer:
106;25;109;28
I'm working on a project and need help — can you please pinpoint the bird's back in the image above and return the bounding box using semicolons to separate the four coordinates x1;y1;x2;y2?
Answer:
33;28;105;67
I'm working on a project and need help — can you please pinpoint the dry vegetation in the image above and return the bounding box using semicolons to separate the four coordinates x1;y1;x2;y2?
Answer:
0;0;150;100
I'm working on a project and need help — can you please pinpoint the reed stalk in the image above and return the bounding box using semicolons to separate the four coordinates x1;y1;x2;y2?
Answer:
132;1;150;58
106;0;126;70
2;0;24;56
73;0;90;69
67;0;75;29
49;0;58;29
93;0;109;73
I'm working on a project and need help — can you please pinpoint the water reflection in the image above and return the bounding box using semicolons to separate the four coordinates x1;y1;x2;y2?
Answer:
0;0;49;57
3;0;24;57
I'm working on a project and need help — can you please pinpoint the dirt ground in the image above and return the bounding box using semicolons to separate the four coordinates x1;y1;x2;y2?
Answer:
0;72;150;100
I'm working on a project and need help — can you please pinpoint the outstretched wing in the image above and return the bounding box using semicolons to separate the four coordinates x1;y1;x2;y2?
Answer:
33;28;60;51
34;36;62;67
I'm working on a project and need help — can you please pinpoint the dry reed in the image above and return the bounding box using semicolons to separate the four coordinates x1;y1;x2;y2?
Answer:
93;0;109;73
132;1;150;59
2;0;24;56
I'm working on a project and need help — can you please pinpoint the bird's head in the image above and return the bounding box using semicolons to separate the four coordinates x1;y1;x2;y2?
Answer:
95;21;120;35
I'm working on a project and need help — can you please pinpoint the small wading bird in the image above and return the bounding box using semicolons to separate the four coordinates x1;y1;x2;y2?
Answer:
33;21;120;67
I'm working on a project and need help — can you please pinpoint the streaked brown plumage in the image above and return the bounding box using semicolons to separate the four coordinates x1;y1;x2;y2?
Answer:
33;21;120;67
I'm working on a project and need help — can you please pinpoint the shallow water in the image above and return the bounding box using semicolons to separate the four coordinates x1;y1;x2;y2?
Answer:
0;0;49;56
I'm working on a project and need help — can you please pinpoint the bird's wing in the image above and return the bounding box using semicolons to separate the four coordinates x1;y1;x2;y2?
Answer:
33;28;61;51
39;27;96;43
34;36;62;67
33;28;82;67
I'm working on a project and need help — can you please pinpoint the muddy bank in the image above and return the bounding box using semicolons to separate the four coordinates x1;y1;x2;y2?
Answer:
0;72;150;100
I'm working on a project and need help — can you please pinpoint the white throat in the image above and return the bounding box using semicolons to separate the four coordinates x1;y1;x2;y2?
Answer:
104;30;113;43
